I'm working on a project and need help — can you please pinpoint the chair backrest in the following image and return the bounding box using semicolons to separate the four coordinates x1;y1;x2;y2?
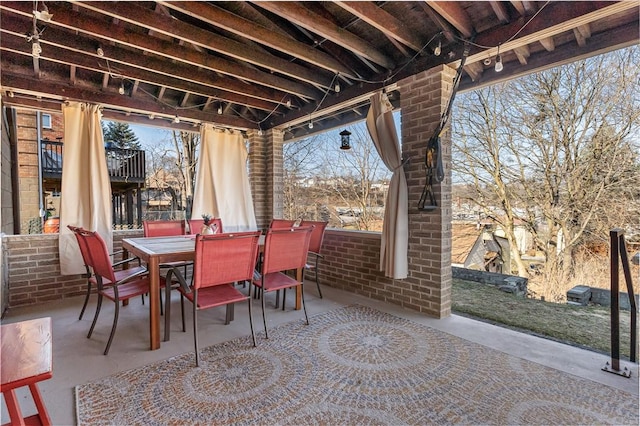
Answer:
192;231;261;290
68;225;92;271
143;220;186;237
269;219;296;229
75;228;117;283
300;220;328;254
187;218;223;234
262;226;313;275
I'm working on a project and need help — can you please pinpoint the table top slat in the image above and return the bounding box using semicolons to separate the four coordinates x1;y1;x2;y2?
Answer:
1;317;53;390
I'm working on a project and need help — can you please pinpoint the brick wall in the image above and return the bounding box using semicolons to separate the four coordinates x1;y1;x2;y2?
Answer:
267;129;285;223
247;129;269;229
16;109;41;234
398;65;456;318
319;229;395;300
3;229;142;309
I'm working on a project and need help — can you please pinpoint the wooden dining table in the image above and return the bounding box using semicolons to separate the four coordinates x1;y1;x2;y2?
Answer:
122;234;302;350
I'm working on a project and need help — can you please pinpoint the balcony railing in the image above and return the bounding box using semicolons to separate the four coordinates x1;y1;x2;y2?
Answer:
41;140;146;183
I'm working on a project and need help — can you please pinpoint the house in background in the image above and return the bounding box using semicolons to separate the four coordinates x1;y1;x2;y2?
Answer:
452;222;512;275
13;109;146;233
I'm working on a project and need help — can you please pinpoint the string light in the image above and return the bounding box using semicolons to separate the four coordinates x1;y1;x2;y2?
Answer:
286;99;291;108
31;41;41;58
308;121;313;129
118;82;125;95
217;104;223;115
173;116;180;123
334;82;341;93
148;114;155;120
96;47;104;57
494;45;503;72
433;40;441;56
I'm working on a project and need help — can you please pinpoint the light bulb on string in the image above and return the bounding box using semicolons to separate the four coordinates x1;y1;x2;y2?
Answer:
494;55;503;72
334;82;340;93
173;116;180;124
217;104;223;115
494;44;503;72
118;82;125;95
433;40;441;56
96;47;104;57
32;41;41;58
286;99;291;108
308;121;313;129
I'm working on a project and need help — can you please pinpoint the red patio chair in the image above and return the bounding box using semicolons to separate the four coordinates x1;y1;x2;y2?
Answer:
143;220;190;315
252;226;313;339
300;220;328;298
76;228;150;355
268;218;297;229
143;219;186;236
68;225;142;320
164;231;261;366
187;218;223;234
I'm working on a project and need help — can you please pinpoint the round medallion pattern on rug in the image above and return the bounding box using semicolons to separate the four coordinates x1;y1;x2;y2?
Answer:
75;305;640;426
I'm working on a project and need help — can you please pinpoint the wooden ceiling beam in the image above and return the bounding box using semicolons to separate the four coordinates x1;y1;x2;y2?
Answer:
159;1;355;78
459;20;639;92
0;29;282;112
573;24;591;47
539;37;555;52
425;1;475;38
489;1;510;24
72;1;330;91
513;45;530;65
0;2;322;99
334;1;426;52
510;1;526;16
418;3;456;43
465;1;638;66
1;72;255;129
254;1;395;69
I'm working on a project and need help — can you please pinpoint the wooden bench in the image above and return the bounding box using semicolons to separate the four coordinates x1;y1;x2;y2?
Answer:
1;317;53;426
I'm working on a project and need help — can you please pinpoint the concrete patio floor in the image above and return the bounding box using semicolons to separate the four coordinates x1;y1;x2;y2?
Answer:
1;282;638;425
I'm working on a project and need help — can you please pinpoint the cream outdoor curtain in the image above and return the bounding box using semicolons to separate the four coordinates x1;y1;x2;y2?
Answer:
59;102;113;275
366;91;408;279
191;125;257;232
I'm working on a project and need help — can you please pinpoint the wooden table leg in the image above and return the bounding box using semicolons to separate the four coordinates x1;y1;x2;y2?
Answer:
3;389;26;426
295;268;302;310
149;257;161;350
29;383;52;426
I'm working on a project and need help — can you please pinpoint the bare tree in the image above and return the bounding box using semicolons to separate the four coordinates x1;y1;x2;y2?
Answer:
283;124;390;230
171;130;199;213
144;129;199;217
453;47;640;292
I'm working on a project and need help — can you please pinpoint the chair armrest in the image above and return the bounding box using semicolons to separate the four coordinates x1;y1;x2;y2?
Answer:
164;267;191;293
308;251;324;259
109;250;124;257
113;256;142;268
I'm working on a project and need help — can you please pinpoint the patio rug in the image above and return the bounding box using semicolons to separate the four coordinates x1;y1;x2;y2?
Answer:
75;305;639;425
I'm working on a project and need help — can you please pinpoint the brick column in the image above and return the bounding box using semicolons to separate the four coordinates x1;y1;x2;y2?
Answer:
16;109;41;234
246;128;284;229
398;64;456;318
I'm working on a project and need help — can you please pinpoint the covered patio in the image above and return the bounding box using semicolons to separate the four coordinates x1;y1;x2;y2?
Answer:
3;283;639;424
1;1;639;424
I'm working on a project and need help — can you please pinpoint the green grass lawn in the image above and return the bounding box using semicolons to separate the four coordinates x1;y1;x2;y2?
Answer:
452;279;635;359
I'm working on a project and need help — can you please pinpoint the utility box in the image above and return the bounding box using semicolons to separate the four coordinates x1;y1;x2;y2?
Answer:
567;285;591;306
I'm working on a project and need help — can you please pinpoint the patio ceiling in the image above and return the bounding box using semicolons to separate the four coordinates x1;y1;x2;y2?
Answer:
1;1;638;140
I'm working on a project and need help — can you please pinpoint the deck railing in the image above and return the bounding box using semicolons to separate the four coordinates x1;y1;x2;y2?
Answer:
41;140;146;183
603;228;638;377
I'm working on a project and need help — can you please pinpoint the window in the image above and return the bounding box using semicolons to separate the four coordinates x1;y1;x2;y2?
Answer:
42;113;52;129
